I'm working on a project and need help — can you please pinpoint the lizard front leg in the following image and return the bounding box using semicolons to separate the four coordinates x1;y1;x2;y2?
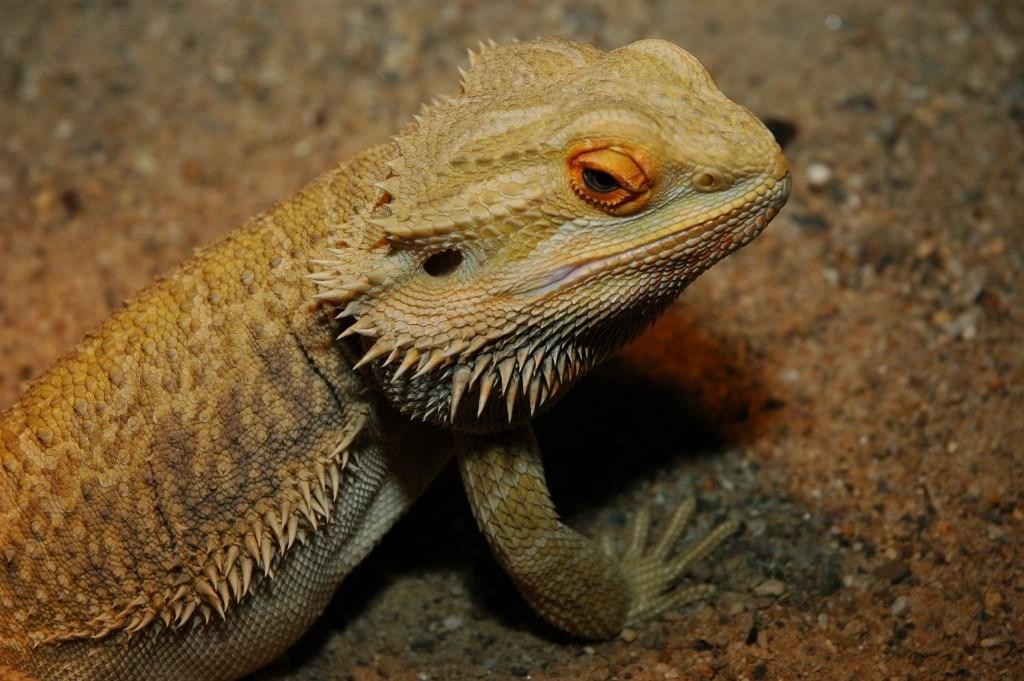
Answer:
455;427;738;639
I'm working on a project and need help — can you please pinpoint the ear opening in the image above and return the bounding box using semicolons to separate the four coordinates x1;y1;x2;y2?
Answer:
422;249;464;277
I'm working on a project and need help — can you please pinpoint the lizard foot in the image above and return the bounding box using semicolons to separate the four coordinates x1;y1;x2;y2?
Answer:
601;498;739;626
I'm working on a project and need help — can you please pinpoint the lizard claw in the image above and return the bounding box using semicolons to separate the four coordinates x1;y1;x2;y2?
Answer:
604;498;740;626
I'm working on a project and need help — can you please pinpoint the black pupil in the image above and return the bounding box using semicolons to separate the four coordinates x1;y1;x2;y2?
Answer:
582;167;620;193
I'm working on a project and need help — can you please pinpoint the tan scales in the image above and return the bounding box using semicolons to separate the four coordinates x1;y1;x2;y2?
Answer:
0;38;790;680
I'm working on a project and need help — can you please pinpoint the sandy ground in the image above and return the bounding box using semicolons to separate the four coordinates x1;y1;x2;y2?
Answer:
1;1;1021;679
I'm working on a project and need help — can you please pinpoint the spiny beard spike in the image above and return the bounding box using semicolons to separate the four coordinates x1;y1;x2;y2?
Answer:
392;349;420;381
477;371;496;416
353;338;393;370
528;376;542;414
450;366;471;421
469;353;492;386
505;383;518;422
414;348;447;378
497;357;516;394
541;356;555;388
520;356;536;394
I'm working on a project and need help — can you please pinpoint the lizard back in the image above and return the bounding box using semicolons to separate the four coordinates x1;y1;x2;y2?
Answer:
0;144;450;679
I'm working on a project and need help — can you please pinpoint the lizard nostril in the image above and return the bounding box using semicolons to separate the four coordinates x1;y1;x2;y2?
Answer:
692;169;726;192
423;249;464;277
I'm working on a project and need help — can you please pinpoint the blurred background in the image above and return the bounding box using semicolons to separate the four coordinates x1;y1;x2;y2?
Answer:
1;2;1020;679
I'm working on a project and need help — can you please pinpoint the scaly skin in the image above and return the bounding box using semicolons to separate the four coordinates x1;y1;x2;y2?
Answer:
0;38;789;680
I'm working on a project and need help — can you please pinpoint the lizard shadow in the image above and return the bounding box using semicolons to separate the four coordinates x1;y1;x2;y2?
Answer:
252;307;778;673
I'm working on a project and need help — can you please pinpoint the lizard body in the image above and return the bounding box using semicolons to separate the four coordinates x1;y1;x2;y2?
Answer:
0;38;789;680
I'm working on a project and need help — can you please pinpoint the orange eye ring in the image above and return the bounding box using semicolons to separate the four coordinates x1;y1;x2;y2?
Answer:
568;146;653;214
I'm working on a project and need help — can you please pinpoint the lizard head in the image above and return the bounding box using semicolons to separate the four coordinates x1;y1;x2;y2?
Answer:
313;37;790;431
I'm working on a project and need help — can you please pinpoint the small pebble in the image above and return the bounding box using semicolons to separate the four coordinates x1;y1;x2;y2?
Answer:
133;152;156;176
32;188;59;215
619;628;637;642
441;615;462;631
754;579;786;597
806;162;832;188
890;595;910;617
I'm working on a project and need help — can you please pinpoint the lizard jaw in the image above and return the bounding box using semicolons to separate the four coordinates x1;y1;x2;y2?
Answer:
528;172;791;299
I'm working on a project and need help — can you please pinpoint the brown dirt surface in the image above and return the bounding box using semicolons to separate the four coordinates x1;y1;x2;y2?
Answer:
1;2;1021;680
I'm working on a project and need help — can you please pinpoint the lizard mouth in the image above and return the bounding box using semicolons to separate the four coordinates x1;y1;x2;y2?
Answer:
528;173;791;298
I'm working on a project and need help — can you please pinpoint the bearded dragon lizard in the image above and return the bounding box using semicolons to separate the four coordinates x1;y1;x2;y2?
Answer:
0;38;790;680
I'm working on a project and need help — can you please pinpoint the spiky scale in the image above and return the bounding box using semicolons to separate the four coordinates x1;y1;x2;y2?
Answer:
466;335;489;355
443;338;470;358
328;463;340;499
286;514;299;550
339;318;378;339
313;485;331;520
392;349;420;381
279;500;293;530
556;351;569;383
363;269;392;285
178;600;197;629
367;215;400;233
541;357;555;388
521;357;536;394
469;354;492;386
260;539;274;577
354;338;393;369
528;376;542;414
384;345;402;366
298;480;313;518
313;288;358;303
227;568;241;601
240;557;254;597
373;176;401;198
414;349;447;378
477;371;496;416
450;366;471;421
271;521;286;554
224;545;239;577
217;580;231;611
497;357;516;394
205;564;220;587
171;584;189;604
128;609;155;636
505;385;518;422
251;519;265;553
299;501;318;531
244;534;260;565
195;579;223;618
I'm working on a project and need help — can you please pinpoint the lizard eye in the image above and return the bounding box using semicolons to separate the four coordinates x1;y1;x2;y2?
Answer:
582;167;621;193
569;147;652;214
